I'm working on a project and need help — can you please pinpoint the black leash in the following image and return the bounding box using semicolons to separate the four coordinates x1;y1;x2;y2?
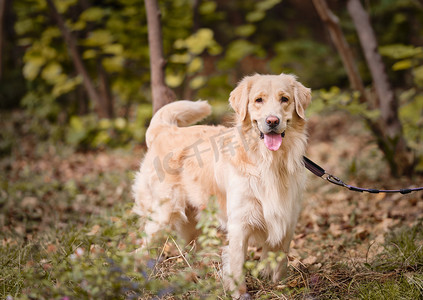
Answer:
303;156;423;194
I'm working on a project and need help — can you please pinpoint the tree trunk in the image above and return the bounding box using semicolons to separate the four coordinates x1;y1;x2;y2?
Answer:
193;0;201;32
77;85;88;115
97;59;114;118
313;0;415;175
312;0;366;101
347;0;400;138
0;0;6;80
144;0;175;114
46;0;113;119
346;0;414;176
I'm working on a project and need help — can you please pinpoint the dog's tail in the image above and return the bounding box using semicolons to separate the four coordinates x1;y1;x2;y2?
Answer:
146;100;212;147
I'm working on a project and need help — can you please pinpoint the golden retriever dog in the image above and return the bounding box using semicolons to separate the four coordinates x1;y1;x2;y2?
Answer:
132;73;311;298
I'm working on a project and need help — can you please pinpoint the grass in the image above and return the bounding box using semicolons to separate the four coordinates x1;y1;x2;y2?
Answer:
1;110;423;299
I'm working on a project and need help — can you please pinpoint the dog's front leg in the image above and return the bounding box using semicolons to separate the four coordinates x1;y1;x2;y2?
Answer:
260;244;288;282
222;221;249;299
261;230;293;282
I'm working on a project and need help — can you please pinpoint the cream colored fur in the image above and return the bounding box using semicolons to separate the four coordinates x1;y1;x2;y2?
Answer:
132;73;311;298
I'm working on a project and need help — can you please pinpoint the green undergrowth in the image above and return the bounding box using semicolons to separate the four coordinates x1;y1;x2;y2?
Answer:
355;222;423;299
2;198;423;299
287;220;423;299
0;199;227;299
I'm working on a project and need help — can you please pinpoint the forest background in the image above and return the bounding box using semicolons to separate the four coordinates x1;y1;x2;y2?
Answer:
1;0;423;299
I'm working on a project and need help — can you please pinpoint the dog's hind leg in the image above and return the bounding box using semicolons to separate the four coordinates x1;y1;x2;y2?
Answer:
139;201;174;249
174;205;201;245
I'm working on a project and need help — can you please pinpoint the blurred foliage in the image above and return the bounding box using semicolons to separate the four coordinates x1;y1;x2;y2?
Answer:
66;104;152;149
379;43;423;170
308;87;380;121
0;0;422;159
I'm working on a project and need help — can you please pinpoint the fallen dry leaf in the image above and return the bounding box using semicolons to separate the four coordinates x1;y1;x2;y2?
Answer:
329;223;342;238
21;196;38;208
302;255;317;265
46;244;57;253
354;226;369;240
87;224;101;236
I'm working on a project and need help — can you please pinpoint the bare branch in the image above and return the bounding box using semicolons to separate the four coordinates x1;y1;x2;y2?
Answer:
46;0;112;118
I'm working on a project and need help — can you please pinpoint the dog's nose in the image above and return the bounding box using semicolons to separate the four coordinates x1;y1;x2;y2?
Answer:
266;115;280;128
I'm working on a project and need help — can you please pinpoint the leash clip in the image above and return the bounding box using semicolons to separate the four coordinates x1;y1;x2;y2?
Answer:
324;173;347;187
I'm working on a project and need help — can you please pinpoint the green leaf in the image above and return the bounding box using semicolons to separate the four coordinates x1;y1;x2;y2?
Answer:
379;44;423;59
92;131;110;147
102;44;124;55
189;76;206;89
114;118;127;130
41;62;62;83
187;57;203;74
218;39;257;69
199;1;217;14
174;39;187;49
256;0;282;11
83;49;98;59
400;94;423;156
165;70;185;88
413;65;423;87
67;116;87;145
68;19;86;31
83;30;114;47
56;0;78;14
185;28;214;54
246;10;265;22
41;27;61;43
392;59;413;71
400;94;423;124
169;53;191;64
23;56;46;80
235;24;256;37
80;7;106;22
52;76;82;97
15;18;35;35
98;118;112;130
208;41;222;56
17;38;33;46
102;56;124;72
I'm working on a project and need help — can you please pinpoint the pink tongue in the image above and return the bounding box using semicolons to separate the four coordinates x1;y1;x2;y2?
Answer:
264;133;282;151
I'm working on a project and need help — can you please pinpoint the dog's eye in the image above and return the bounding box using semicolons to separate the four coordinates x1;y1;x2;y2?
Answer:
281;96;289;103
255;98;263;103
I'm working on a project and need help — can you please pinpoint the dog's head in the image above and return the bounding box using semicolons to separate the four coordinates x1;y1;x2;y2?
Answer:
229;73;311;151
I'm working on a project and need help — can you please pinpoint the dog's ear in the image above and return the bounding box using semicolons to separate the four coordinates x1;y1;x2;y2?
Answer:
294;80;311;120
229;75;256;121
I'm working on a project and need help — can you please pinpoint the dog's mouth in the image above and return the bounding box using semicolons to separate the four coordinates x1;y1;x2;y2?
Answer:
254;120;286;151
259;131;285;151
